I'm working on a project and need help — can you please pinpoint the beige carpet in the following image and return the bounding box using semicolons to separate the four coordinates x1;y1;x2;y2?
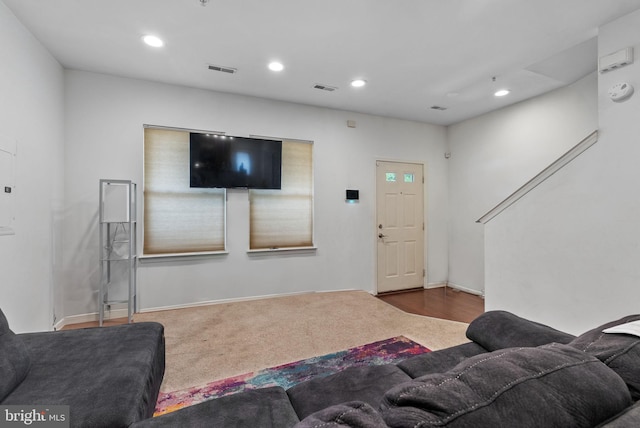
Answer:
134;290;470;393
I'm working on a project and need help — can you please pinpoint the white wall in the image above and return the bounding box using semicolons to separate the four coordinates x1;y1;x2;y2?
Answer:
62;70;449;317
6;0;617;328
485;10;640;334
0;1;65;333
447;73;598;294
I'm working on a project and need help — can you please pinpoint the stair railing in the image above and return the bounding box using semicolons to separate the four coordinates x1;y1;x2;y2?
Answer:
476;130;598;224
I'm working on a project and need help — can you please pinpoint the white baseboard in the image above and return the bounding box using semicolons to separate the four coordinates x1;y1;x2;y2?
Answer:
55;290;361;328
138;290;318;313
54;307;129;330
444;282;485;297
58;285;486;330
425;282;447;289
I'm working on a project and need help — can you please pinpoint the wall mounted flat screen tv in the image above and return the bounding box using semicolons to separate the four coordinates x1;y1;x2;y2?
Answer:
190;133;282;189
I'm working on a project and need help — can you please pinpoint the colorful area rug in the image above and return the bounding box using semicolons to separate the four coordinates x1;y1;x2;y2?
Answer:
154;335;430;416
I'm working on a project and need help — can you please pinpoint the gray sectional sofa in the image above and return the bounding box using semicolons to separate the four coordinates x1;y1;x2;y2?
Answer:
3;306;640;427
133;310;640;428
0;309;165;427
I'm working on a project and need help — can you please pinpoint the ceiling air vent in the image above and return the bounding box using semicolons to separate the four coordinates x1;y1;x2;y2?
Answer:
313;84;338;92
430;105;448;111
208;64;237;74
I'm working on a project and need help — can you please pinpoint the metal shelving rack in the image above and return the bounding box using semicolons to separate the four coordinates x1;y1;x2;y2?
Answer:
99;179;137;326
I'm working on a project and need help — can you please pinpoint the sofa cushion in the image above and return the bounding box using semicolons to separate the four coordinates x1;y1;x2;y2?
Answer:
598;400;640;428
0;308;31;402
4;323;165;428
397;342;486;378
381;343;631;428
287;364;411;420
569;314;640;400
131;386;300;428
294;402;387;428
466;310;575;351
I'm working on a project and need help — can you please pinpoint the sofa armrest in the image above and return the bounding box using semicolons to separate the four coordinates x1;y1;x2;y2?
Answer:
7;322;165;428
466;310;575;351
131;387;299;428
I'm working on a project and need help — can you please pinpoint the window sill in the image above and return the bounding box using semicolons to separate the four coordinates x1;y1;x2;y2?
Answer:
139;250;229;263
247;246;317;255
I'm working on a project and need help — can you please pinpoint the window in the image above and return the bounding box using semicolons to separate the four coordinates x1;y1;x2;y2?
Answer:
249;140;313;250
143;128;313;255
143;128;225;255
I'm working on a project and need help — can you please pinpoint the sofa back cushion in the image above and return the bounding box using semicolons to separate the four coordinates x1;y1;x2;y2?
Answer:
381;343;631;428
599;400;640;428
0;308;31;402
569;314;640;400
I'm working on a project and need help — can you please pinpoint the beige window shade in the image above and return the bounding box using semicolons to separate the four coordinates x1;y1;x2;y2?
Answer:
250;141;313;249
143;128;225;255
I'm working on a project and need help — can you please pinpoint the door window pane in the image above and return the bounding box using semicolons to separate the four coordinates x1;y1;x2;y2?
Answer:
386;173;396;182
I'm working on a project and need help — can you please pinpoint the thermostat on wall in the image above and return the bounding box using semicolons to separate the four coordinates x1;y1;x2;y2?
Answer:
608;82;634;102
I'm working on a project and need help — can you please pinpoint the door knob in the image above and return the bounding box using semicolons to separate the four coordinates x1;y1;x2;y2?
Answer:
378;233;386;238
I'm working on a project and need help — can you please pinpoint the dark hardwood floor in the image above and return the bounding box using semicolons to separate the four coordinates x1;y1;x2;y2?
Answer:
377;286;484;323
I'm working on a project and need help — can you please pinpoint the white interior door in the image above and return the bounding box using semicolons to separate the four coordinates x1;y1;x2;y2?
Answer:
376;161;425;293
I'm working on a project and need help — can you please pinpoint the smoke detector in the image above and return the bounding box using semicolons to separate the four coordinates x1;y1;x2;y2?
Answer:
608;82;634;102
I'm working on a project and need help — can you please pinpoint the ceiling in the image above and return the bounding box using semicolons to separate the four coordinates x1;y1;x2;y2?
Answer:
5;0;640;126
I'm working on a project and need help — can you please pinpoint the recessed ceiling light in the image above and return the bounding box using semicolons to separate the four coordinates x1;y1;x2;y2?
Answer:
142;35;164;48
494;89;510;97
351;79;367;88
268;61;284;72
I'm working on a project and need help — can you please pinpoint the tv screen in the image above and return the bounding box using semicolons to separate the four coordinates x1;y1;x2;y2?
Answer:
190;133;282;189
